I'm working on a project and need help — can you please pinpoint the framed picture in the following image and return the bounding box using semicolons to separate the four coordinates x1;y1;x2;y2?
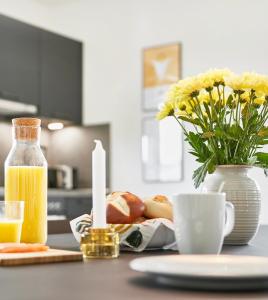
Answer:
141;116;183;183
142;43;181;111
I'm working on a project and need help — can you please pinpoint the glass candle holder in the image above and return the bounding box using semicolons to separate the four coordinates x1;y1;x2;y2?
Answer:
80;227;120;259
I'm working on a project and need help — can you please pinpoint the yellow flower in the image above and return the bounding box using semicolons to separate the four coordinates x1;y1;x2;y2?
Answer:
254;96;265;106
239;91;251;103
161;70;268;123
198;90;221;104
174;101;192;117
225;72;268;94
198;91;210;104
225;74;247;90
176;76;203;100
178;102;187;111
258;127;268;137
175;110;189;118
165;69;233;107
197;68;233;89
156;101;174;120
202;131;215;138
241;72;268;94
166;83;181;103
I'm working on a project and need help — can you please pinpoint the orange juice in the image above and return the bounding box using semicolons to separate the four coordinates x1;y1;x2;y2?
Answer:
0;219;22;242
5;166;47;243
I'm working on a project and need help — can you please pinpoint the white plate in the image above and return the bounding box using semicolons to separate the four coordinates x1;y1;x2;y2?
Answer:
130;255;268;291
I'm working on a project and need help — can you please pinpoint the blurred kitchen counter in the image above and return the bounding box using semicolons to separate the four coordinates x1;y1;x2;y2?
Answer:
0;187;111;224
0;187;111;198
47;188;93;198
0;187;93;198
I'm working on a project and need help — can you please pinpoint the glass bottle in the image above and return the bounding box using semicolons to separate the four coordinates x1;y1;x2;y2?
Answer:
5;118;47;243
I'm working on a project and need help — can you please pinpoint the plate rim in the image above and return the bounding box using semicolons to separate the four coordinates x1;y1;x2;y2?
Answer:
130;255;268;280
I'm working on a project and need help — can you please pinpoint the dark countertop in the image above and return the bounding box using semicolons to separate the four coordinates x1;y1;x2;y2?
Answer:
1;226;268;300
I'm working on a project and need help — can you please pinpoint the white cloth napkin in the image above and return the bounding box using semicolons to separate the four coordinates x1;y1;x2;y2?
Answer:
70;214;177;252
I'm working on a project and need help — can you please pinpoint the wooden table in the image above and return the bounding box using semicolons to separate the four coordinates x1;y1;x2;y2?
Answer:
1;226;268;300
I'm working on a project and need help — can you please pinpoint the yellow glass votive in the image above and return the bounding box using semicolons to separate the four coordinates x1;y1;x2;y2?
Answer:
80;227;120;259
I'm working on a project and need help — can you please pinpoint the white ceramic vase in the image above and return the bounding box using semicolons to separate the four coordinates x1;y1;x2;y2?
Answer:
202;165;261;245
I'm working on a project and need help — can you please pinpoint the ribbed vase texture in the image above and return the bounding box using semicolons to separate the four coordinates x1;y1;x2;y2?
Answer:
202;166;261;245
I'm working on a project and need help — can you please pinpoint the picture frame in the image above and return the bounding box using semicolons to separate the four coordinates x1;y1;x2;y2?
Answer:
141;116;184;183
142;43;181;111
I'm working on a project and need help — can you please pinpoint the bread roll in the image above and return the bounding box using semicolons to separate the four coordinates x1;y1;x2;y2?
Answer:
107;191;145;224
143;195;173;221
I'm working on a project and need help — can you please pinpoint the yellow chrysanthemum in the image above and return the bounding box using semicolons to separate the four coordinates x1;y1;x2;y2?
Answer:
254;96;265;106
241;72;268;94
197;68;233;89
176;76;203;100
166;69;232;105
225;74;247;91
165;83;181;103
198;90;222;104
239;91;251;103
175;110;189;118
225;72;268;94
174;101;192;116
156;101;174;120
198;92;210;104
159;69;268;121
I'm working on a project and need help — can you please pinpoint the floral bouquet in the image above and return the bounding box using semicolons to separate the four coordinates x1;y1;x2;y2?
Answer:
157;69;268;188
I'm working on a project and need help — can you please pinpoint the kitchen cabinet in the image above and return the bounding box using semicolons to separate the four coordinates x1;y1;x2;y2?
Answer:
0;14;82;124
0;14;39;106
40;30;82;124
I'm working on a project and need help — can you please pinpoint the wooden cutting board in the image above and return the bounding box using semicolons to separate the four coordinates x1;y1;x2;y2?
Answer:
0;249;83;266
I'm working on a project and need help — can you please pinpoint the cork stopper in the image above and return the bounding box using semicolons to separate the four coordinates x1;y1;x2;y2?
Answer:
12;118;41;140
12;118;41;127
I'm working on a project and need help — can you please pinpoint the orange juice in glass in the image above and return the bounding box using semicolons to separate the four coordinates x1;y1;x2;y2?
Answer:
5;118;47;244
0;201;24;243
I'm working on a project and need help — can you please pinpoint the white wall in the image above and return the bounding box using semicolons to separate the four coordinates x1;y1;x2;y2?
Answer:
0;0;268;222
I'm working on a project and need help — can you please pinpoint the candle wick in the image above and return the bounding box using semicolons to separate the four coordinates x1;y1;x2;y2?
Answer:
94;140;104;150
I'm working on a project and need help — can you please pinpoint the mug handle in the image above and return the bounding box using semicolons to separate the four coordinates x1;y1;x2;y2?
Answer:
224;201;235;237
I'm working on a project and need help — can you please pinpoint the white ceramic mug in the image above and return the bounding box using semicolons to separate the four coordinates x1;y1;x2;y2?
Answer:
172;192;235;254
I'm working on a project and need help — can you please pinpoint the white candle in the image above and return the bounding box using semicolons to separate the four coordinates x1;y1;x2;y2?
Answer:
92;140;107;228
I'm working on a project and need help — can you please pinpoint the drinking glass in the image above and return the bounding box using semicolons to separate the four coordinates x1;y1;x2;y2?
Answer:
0;201;24;243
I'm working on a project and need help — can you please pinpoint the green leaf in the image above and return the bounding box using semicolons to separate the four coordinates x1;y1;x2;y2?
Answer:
254;152;268;177
214;127;225;138
203;102;212;121
229;124;243;137
241;103;250;127
227;94;233;107
254;152;268;169
192;155;216;188
186;132;212;162
178;116;201;126
189;151;199;157
247;156;257;165
259;139;268;145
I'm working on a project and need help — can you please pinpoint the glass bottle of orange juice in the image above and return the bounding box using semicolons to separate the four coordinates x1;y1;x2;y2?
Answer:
5;118;47;243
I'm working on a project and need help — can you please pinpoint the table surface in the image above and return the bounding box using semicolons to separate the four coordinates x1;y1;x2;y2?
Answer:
1;226;268;300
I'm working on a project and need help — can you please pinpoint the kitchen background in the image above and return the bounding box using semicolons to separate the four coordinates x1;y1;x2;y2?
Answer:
0;122;110;232
0;0;267;226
